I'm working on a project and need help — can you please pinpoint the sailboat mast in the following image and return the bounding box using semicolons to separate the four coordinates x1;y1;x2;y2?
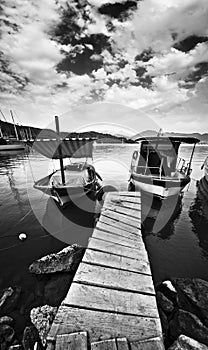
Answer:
10;110;19;140
55;115;65;185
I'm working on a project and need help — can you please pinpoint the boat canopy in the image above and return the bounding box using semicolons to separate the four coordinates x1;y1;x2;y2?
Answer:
33;134;96;159
134;136;200;144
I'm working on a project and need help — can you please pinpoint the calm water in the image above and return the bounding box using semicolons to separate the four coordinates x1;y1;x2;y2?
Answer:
0;143;208;289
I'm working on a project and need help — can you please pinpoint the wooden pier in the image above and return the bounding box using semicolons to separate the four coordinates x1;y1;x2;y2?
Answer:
47;191;164;350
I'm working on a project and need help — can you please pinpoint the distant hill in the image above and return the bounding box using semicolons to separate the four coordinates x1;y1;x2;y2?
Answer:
35;128;135;143
132;130;208;143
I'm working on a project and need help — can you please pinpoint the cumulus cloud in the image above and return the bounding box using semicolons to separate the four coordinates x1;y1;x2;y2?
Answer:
0;0;208;132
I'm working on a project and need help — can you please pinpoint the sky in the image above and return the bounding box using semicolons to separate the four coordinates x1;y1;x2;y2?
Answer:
0;0;208;134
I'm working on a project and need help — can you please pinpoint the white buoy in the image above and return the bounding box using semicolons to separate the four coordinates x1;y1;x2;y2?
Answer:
18;233;27;241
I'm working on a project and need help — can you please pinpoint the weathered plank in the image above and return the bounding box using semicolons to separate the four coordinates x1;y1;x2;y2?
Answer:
96;221;141;239
102;203;141;219
104;197;141;211
107;192;141;202
92;229;143;248
73;262;155;294
116;338;129;350
101;210;141;228
63;283;159;317
99;215;140;234
91;339;117;350
83;249;151;275
47;306;162;343
55;332;88;350
87;237;148;261
109;192;140;198
130;336;165;350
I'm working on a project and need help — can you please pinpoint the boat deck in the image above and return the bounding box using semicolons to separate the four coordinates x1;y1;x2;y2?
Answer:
46;191;164;350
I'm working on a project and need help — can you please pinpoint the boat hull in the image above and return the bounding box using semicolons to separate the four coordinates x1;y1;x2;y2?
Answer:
129;173;190;199
34;165;102;207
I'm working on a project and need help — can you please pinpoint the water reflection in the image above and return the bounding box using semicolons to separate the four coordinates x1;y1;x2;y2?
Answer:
189;177;208;252
41;197;97;246
142;193;183;238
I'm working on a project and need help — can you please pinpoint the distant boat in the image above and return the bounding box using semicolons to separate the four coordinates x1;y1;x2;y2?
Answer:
0;110;26;153
128;136;200;198
33;116;103;207
201;156;208;182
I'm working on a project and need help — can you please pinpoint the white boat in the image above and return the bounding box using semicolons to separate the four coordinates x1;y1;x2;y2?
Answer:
201;156;208;182
33;116;102;207
128;136;200;198
0;110;26;153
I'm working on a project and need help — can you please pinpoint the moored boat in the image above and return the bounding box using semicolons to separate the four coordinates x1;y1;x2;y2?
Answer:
128;136;200;198
201;156;208;182
33;116;102;207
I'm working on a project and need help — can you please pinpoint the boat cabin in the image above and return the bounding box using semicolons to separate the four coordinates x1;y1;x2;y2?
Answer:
131;137;200;178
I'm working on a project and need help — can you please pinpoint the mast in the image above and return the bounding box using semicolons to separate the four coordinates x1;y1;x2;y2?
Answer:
187;142;196;176
10;110;19;140
0;126;3;138
55;115;65;185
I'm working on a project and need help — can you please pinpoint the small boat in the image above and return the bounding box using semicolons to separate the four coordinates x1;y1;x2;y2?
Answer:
0;110;26;153
201;156;208;182
128;136;200;198
33;116;102;207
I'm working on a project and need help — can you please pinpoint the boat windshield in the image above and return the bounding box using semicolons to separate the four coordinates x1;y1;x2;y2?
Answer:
137;141;179;176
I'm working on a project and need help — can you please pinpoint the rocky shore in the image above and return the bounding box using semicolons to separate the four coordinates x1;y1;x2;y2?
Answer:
156;278;208;349
0;245;84;349
2;243;208;349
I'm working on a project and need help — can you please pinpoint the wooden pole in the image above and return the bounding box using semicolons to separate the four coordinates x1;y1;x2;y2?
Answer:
187;142;196;175
55;115;65;185
0;126;3;138
10;110;19;140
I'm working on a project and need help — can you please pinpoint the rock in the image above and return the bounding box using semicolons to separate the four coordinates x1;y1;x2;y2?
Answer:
29;245;84;274
0;316;14;326
0;324;15;345
169;309;208;346
171;278;208;328
0;286;21;315
168;334;208;349
22;325;42;350
156;280;177;305
30;305;58;346
157;291;174;314
158;307;169;334
43;273;73;306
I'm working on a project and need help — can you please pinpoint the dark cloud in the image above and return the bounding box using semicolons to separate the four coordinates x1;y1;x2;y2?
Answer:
182;62;208;88
174;35;208;52
98;1;137;19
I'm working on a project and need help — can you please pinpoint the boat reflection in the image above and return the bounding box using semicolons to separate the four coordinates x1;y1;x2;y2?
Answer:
189;176;208;251
41;196;98;247
142;193;183;237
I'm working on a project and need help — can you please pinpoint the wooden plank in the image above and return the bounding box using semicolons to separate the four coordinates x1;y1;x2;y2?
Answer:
87;237;148;261
55;332;88;350
47;306;162;343
130;336;165;350
63;283;159;318
104;198;141;211
116;338;129;350
96;221;141;239
101;210;141;228
99;215;139;234
83;249;151;275
73;263;155;294
102;203;141;219
91;339;117;350
92;229;143;249
108;191;140;198
106;193;141;204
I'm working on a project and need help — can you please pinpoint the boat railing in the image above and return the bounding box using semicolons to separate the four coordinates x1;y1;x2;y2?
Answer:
135;165;163;178
176;157;191;175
